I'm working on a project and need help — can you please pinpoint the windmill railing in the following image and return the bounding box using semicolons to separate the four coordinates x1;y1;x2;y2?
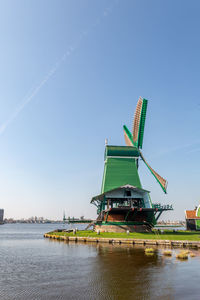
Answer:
152;204;173;211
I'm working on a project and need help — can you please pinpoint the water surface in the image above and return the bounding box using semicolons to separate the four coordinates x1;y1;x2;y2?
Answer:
0;224;199;300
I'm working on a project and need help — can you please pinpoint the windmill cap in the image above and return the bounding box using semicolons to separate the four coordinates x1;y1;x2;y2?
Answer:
105;145;140;158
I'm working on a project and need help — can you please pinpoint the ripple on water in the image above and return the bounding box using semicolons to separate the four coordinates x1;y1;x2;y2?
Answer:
0;224;200;300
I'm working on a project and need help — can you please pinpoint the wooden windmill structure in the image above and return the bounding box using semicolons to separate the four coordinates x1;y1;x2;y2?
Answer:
91;97;172;232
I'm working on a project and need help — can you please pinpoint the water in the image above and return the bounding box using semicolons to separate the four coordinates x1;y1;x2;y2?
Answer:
0;224;200;300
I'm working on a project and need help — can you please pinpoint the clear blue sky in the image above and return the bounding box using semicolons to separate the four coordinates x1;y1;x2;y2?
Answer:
0;0;200;220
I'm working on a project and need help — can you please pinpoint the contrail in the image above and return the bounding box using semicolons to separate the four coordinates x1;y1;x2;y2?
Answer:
150;139;200;159
0;61;61;135
0;0;118;135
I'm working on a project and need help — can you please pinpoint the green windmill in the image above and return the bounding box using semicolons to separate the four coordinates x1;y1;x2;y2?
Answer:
91;97;172;233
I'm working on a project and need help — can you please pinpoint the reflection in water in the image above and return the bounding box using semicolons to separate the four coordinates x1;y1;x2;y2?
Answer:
0;224;200;300
92;244;172;300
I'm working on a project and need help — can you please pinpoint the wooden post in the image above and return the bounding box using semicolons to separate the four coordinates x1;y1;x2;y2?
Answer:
107;199;110;210
125;210;131;221
105;211;109;223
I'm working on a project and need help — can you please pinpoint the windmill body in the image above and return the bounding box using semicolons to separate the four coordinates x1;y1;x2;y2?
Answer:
91;98;173;232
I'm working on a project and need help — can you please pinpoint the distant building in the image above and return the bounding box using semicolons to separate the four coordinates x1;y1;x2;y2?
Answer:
185;205;200;230
0;209;4;224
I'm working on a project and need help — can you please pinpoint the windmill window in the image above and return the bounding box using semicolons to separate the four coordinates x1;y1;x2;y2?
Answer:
125;190;131;197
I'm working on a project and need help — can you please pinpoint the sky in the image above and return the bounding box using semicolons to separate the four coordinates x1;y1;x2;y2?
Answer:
0;0;200;220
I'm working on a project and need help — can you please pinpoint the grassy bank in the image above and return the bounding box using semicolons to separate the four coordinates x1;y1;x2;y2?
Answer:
47;230;200;241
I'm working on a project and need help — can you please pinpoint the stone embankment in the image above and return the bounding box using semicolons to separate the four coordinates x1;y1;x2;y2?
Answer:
44;233;200;249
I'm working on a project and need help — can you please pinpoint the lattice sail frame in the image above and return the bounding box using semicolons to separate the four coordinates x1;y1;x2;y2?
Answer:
139;151;168;194
123;125;134;146
123;97;168;194
132;97;148;149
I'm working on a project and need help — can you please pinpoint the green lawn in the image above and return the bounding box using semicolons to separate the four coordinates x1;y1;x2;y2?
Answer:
48;230;200;241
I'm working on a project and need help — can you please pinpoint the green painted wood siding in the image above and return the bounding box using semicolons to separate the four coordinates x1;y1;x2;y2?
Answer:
101;157;142;193
196;205;200;217
105;145;140;158
195;219;200;230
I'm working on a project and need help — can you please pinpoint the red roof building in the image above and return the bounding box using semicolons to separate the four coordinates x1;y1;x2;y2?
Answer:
185;206;200;230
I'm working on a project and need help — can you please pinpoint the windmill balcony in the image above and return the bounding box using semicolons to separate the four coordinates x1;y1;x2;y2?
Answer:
152;204;173;211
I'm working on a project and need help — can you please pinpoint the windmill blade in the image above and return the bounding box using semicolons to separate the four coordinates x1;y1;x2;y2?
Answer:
124;130;133;146
132;97;148;149
123;125;134;146
140;151;167;194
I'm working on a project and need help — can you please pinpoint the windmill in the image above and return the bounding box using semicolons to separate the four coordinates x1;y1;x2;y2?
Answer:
91;97;172;233
123;97;167;194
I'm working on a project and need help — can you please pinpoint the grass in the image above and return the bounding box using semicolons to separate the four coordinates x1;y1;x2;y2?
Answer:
145;248;155;253
47;229;200;241
176;250;196;259
182;250;190;254
190;252;196;257
163;250;172;256
145;248;156;256
176;250;189;260
145;252;154;256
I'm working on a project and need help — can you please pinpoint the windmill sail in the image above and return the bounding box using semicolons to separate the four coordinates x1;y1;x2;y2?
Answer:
132;97;148;149
140;151;167;194
123;125;134;146
123;97;167;194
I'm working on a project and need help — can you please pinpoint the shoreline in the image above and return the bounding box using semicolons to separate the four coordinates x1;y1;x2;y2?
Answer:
44;231;200;249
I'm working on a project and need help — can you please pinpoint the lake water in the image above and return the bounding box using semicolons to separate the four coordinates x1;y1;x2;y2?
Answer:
0;223;200;300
